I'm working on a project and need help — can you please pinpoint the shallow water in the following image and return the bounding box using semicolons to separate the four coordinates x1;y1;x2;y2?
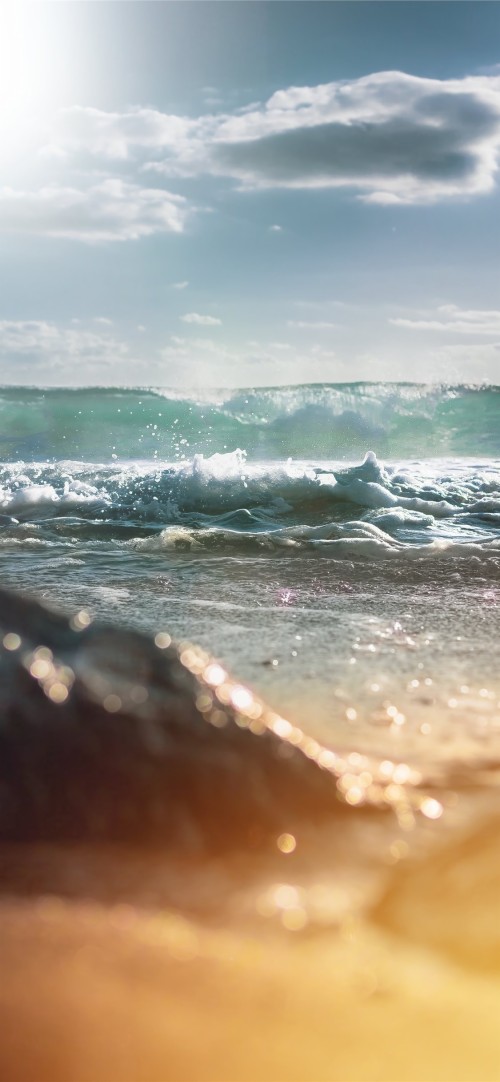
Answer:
2;388;500;773
1;385;500;807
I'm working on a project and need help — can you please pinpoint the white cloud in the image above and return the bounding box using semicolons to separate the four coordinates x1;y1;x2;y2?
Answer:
52;72;500;206
287;320;339;330
210;73;500;204
180;312;222;326
0;320;131;370
0;179;189;242
269;224;282;232
52;105;201;161
94;316;113;325
390;304;500;334
172;280;189;289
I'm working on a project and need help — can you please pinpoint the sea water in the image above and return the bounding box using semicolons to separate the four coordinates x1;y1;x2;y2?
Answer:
1;381;500;778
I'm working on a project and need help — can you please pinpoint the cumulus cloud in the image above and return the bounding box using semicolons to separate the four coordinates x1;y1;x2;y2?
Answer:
180;312;222;326
51;71;500;205
211;73;500;203
0;320;130;370
171;280;189;289
0;179;188;242
390;304;500;334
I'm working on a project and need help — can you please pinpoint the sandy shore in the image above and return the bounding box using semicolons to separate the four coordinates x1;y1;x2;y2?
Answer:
3;810;500;1082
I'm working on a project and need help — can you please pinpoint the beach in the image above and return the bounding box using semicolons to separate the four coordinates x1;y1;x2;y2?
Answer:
4;805;500;1081
1;381;500;1078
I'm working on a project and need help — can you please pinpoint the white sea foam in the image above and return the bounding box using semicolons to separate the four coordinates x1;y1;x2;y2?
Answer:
0;451;499;559
1;484;59;514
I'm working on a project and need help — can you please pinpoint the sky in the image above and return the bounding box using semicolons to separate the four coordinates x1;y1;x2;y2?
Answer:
1;0;500;388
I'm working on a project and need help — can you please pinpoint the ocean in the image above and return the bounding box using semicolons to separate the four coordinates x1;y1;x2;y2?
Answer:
2;380;500;777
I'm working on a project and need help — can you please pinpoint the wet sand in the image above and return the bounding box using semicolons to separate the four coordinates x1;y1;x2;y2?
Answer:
3;780;500;1082
3;817;500;1082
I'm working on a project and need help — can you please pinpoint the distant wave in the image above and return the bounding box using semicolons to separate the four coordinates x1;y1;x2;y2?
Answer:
0;383;499;462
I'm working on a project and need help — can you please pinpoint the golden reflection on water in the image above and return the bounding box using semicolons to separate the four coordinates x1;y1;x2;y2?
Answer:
20;643;76;705
69;610;92;632
162;637;451;825
276;832;297;854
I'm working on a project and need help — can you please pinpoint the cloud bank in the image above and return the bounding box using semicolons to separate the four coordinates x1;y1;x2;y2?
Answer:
53;71;500;205
3;70;500;248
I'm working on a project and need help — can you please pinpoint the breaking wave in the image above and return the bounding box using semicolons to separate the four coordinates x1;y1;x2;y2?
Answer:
1;382;499;462
1;449;500;560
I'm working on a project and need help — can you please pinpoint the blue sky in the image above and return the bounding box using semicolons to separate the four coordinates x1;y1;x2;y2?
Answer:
1;1;500;387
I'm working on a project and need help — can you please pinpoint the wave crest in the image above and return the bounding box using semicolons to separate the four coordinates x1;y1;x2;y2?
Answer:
0;382;499;461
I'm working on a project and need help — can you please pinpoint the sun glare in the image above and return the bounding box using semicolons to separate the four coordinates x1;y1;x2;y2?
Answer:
0;3;67;154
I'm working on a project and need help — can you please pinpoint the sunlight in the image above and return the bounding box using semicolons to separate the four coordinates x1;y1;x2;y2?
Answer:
0;3;65;155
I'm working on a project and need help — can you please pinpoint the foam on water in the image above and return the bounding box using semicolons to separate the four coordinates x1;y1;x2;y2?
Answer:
1;449;500;559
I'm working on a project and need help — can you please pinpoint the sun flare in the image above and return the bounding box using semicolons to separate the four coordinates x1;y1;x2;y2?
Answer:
0;3;67;154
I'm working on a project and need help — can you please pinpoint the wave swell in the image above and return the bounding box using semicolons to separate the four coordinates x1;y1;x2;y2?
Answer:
1;382;499;462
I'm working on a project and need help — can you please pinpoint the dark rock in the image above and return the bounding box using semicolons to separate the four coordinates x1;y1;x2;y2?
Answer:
0;589;341;856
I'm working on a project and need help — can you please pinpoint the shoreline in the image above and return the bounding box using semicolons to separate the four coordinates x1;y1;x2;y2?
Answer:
2;590;500;1079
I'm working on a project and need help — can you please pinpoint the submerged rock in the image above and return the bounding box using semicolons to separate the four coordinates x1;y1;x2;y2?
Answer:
0;588;348;855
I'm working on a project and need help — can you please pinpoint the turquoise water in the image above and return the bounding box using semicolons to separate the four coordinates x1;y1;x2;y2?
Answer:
1;383;500;765
1;382;499;461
